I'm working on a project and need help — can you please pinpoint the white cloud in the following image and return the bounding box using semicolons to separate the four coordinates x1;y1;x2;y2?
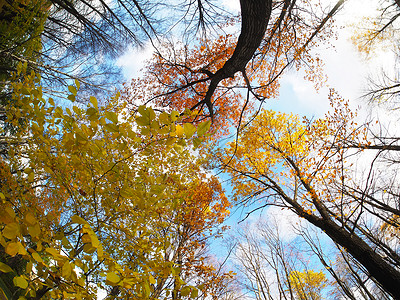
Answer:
221;0;240;13
116;42;154;80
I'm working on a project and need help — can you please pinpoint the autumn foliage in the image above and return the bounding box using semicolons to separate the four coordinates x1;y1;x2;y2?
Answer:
0;73;232;299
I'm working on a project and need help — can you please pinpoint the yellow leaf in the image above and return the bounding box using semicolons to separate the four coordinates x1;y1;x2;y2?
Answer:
71;215;87;225
28;223;41;238
32;252;43;263
83;243;95;254
88;232;100;248
62;261;72;278
197;120;211;137
149;274;156;285
81;234;91;244
6;242;19;256
5;206;15;219
106;272;120;284
45;247;61;258
2;223;20;239
68;85;77;96
170;111;179;122
97;245;104;258
0;262;13;273
26;261;33;273
13;276;28;289
105;111;119;124
183;123;196;138
17;242;27;255
25;212;37;226
175;124;184;137
90;96;98;108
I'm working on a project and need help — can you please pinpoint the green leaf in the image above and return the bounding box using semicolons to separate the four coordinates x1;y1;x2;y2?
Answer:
86;107;97;117
191;287;199;298
197;120;211;137
67;94;76;102
136;116;149;126
138;106;156;121
138;105;146;116
150;120;160;130
21;87;30;95
104;123;119;133
165;137;176;146
72;106;81;115
159;112;170;125
193;137;202;148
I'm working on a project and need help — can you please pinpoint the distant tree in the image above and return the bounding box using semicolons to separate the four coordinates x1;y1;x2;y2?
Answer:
352;0;400;104
231;219;331;300
288;270;328;300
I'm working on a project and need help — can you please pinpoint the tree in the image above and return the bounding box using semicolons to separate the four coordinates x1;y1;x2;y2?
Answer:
128;0;345;135
299;226;393;300
288;270;327;300
351;0;400;104
230;218;331;300
0;73;230;299
220;92;400;298
0;0;48;132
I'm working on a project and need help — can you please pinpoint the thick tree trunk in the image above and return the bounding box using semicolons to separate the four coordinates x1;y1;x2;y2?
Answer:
305;215;400;299
203;0;273;115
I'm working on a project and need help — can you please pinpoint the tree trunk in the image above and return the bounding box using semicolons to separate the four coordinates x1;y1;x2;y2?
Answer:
203;0;273;115
305;215;400;299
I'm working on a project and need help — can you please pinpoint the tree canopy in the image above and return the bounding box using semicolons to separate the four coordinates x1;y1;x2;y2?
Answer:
2;0;400;299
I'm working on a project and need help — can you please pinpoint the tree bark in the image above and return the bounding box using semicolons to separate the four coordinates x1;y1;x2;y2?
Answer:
203;0;273;116
303;213;400;299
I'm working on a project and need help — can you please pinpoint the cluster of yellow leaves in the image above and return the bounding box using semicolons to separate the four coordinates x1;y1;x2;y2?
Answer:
0;73;229;299
351;15;398;57
288;270;328;300
222;109;308;202
220;91;368;219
